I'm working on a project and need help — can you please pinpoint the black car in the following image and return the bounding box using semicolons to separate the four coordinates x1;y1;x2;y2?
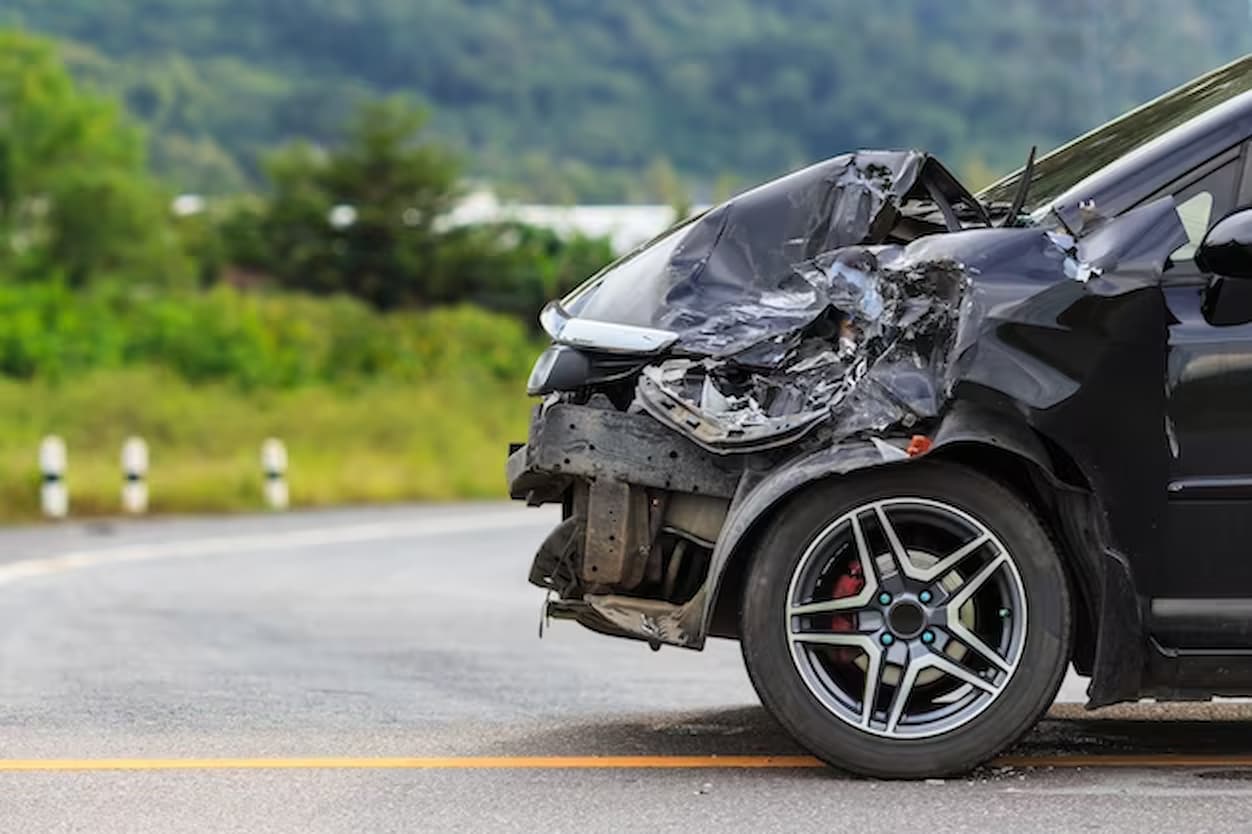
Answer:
507;55;1252;778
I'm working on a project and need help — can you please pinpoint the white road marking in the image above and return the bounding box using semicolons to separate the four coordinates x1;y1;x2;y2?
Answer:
0;510;553;586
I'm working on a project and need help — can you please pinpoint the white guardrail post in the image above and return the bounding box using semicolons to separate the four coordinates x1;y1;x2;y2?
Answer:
261;438;289;510
39;435;68;519
121;436;149;514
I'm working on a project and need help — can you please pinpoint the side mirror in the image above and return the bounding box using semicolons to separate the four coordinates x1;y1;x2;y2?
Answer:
1197;208;1252;278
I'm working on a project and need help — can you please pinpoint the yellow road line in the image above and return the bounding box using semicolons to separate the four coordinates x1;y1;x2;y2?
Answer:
0;754;1249;772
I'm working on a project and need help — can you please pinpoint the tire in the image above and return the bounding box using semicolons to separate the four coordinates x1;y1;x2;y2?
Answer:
739;462;1071;778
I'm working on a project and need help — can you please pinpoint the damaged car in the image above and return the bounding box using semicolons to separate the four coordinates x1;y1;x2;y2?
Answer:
507;55;1252;777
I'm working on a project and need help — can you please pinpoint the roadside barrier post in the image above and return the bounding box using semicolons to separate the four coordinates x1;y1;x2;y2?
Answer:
262;438;289;510
39;435;68;519
121;436;149;514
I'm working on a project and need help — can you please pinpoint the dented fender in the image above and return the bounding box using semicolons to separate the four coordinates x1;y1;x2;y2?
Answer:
696;401;1064;640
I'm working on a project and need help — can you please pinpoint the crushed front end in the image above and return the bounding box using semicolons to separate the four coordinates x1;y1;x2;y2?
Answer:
506;147;1187;655
508;397;755;647
507;150;986;649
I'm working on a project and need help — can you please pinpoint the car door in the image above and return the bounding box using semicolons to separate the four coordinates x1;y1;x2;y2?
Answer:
1158;141;1252;647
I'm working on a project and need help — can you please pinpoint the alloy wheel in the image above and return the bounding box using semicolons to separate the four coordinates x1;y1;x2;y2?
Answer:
785;497;1028;739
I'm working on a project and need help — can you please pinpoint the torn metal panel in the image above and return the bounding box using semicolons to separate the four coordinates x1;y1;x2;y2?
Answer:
582;594;700;648
528;515;583;596
636;239;971;450
583;479;651;588
636;192;1188;454
564;151;978;359
507;401;745;499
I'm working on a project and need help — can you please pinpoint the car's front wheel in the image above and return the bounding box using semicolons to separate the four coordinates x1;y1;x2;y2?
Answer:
739;462;1071;778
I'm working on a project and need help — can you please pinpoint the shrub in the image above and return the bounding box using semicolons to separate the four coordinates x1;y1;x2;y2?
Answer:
0;282;541;387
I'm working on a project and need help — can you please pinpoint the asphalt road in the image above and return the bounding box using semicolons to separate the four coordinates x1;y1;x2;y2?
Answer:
3;504;1252;833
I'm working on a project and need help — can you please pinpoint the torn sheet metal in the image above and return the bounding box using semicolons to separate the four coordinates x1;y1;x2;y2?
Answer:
634;190;1188;452
636;238;971;452
566;151;938;359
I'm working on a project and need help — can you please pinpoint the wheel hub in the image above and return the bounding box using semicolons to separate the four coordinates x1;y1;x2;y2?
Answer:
887;599;926;639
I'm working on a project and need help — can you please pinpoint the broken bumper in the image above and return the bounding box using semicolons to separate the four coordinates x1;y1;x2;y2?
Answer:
507;400;748;649
507;401;743;505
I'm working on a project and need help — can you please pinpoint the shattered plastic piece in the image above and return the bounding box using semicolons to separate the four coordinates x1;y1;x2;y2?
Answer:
906;435;933;457
1073;262;1102;283
637;235;970;450
639;359;830;452
871;437;909;462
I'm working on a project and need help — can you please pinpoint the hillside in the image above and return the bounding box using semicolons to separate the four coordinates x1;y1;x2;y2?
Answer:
4;1;1251;199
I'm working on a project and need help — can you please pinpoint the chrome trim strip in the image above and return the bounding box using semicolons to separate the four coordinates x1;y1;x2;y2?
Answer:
538;301;678;355
1167;476;1252;499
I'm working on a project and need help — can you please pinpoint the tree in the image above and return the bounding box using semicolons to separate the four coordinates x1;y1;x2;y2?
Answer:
251;98;464;309
0;29;189;286
229;97;614;317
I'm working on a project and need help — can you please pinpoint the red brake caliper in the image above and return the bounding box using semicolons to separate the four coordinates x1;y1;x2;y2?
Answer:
828;560;865;664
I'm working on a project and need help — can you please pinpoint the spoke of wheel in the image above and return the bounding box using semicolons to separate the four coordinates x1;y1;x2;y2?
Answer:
876;501;992;583
884;657;920;733
787;597;867;616
859;641;885;728
884;650;999;735
790;632;884;727
789;632;876;649
926;651;999;694
947;552;1008;610
911;532;991;583
788;515;878;617
945;553;1013;673
873;504;909;581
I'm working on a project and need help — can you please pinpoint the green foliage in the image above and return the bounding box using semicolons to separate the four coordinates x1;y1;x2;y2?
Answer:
435;222;614;320
226;99;613;316
0;281;541;388
6;1;1252;200
244;99;463;308
0;28;191;285
0;365;532;520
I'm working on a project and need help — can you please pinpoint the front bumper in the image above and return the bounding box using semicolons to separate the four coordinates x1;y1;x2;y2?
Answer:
507;400;749;649
507;401;743;506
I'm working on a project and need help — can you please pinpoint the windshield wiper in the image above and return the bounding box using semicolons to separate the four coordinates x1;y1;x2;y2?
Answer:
999;146;1037;228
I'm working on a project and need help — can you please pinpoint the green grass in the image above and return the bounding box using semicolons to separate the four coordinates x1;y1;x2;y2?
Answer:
0;366;536;521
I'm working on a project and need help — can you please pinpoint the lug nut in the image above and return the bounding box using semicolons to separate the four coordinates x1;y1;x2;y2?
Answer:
878;592;892;605
919;590;933;604
921;629;935;644
998;607;1011;619
880;633;894;646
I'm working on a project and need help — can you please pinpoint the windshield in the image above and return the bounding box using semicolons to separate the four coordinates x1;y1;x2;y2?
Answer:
561;214;699;321
979;54;1252;213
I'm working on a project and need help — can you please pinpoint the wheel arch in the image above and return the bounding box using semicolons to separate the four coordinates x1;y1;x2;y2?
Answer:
703;405;1123;700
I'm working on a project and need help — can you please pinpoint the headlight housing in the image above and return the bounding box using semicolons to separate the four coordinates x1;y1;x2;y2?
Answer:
527;344;650;396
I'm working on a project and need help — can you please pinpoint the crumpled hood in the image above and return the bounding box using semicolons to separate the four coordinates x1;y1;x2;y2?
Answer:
566;150;935;359
558;150;1188;453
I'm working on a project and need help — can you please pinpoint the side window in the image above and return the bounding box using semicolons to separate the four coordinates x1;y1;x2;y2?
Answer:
1169;158;1239;266
1173;191;1213;260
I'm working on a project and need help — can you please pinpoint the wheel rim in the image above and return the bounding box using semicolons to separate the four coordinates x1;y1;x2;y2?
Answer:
784;497;1028;739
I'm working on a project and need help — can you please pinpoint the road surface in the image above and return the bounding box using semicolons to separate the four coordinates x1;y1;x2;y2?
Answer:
2;503;1252;833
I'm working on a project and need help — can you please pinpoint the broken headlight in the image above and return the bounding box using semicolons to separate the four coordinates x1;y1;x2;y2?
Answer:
527;345;650;396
